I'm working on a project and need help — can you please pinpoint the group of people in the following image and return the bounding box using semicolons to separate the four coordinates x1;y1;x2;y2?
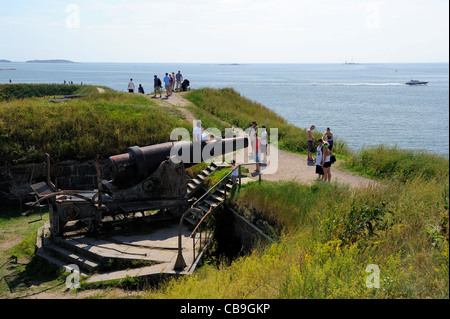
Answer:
307;125;334;182
127;70;185;97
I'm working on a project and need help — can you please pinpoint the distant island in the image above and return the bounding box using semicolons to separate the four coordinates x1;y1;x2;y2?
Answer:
26;59;75;63
0;59;11;63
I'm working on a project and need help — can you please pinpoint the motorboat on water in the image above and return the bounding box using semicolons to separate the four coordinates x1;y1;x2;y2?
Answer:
405;79;428;85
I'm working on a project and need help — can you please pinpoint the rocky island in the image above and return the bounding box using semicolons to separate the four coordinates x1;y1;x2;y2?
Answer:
26;59;75;63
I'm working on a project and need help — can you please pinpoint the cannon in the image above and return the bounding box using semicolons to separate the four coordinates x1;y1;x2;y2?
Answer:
28;137;248;236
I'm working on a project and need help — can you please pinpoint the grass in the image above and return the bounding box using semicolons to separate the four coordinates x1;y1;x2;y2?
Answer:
0;209;64;298
342;144;449;182
148;174;448;299
0;86;448;299
0;83;97;101
0;89;191;165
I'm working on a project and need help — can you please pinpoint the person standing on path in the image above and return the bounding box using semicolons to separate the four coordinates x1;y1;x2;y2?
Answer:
175;71;183;92
322;127;334;151
153;75;162;98
253;133;261;175
260;125;268;163
249;122;257;157
193;121;202;142
164;73;171;97
307;125;316;163
322;141;332;182
171;72;176;92
128;78;135;93
315;138;324;180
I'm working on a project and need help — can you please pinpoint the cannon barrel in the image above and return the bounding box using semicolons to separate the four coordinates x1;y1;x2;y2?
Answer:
108;137;248;187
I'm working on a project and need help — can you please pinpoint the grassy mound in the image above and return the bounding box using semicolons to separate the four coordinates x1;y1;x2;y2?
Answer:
0;90;189;165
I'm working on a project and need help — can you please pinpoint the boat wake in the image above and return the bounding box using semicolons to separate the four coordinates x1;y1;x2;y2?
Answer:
313;82;404;86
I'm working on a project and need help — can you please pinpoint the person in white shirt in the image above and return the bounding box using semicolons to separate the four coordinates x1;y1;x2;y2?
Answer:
128;78;135;93
193;121;202;142
260;126;268;163
315;139;324;180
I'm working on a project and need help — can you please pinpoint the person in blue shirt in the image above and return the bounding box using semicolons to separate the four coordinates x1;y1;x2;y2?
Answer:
153;75;162;98
163;73;171;97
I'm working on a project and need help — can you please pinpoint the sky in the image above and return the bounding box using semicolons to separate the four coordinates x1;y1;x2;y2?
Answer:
0;0;448;63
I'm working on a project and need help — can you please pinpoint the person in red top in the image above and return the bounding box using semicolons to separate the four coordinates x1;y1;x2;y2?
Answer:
253;133;261;175
169;74;174;92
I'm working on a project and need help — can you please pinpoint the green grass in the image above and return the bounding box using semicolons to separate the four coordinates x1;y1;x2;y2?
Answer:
0;86;448;299
342;144;449;182
0;209;65;298
148;174;448;299
0;83;92;101
0;90;191;165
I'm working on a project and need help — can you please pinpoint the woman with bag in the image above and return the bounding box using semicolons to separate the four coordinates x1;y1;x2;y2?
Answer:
322;141;332;182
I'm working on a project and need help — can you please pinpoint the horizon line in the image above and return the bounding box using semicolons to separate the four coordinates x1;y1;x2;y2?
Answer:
1;60;449;64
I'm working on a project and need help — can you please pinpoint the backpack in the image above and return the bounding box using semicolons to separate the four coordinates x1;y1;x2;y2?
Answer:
157;78;162;87
330;154;336;164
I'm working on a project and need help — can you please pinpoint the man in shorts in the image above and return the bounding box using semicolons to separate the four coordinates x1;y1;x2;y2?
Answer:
307;125;315;163
153;75;162;98
164;73;171;97
128;78;135;93
175;71;183;92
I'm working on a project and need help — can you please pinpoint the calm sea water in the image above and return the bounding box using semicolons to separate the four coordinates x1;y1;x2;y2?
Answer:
1;62;448;155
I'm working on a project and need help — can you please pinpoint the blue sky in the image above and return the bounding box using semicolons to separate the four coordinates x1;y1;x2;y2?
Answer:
0;0;448;63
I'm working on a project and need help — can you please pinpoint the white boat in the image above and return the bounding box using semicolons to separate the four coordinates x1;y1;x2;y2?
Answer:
405;79;428;85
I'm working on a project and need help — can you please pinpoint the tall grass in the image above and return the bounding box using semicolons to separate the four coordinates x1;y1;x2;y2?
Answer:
0;91;190;165
343;144;449;182
149;176;448;299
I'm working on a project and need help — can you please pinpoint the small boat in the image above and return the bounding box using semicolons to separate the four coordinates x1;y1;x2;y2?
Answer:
405;79;428;85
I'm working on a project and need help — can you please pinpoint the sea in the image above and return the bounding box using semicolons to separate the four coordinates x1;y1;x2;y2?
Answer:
1;62;448;156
